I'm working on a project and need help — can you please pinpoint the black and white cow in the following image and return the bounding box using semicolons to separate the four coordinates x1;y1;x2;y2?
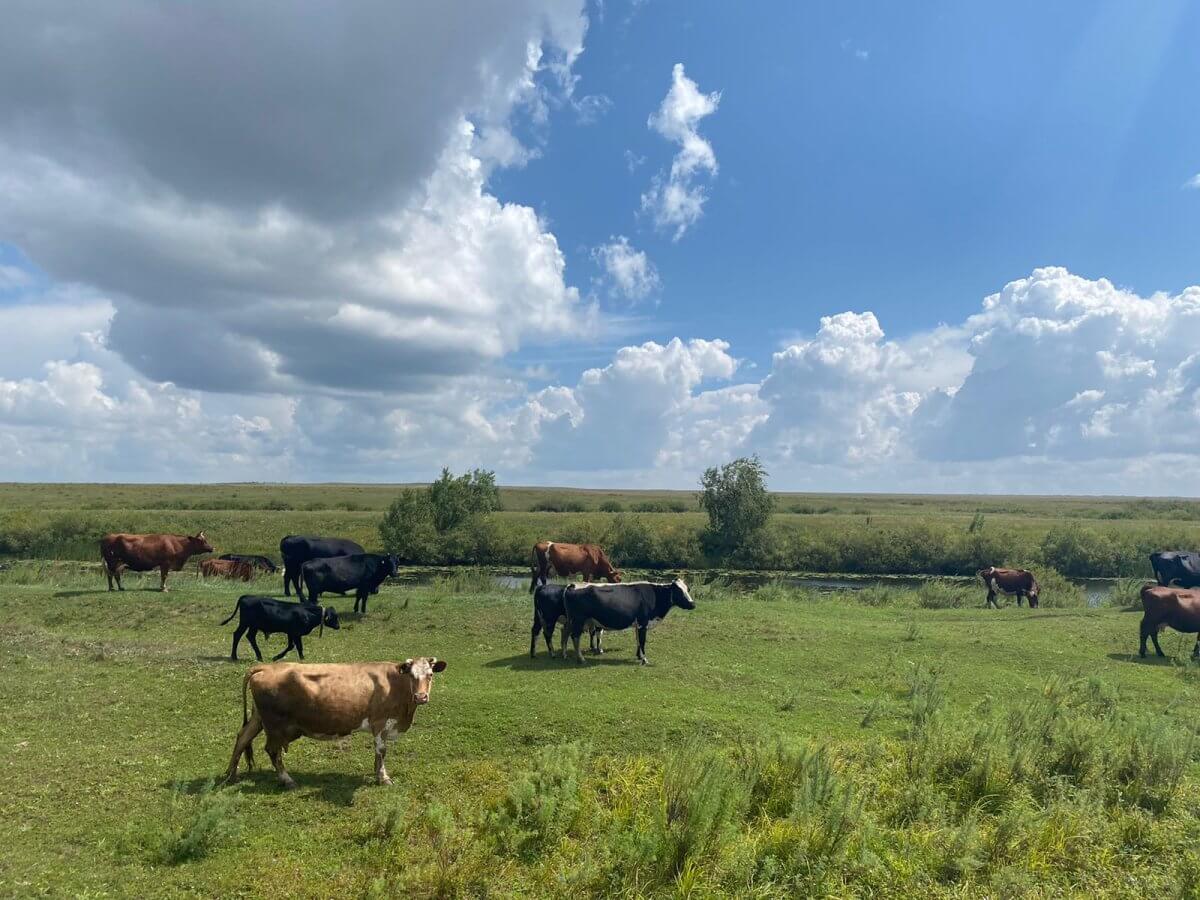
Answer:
530;582;603;658
1150;551;1200;588
220;595;340;661
300;553;399;613
562;579;695;665
279;535;365;597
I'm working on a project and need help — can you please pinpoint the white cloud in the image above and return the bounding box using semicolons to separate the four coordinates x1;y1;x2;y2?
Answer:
593;236;660;300
1184;173;1200;189
640;63;721;240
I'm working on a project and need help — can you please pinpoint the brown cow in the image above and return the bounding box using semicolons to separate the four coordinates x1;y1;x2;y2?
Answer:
529;540;622;593
1139;584;1200;658
100;532;214;592
200;558;254;582
978;566;1040;609
226;657;447;788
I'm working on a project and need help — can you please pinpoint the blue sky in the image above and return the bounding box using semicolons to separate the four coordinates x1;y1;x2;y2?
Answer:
1;1;1199;491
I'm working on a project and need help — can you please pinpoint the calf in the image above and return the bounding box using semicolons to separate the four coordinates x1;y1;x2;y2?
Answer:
530;541;622;592
978;566;1040;608
226;657;447;788
220;595;339;661
200;558;254;581
563;579;695;665
530;582;603;658
100;531;214;592
219;554;278;574
1139;584;1200;658
301;553;399;612
280;535;365;597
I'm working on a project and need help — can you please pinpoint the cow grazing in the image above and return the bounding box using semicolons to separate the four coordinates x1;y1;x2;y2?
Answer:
219;553;278;574
100;532;214;592
220;595;339;661
529;541;622;593
301;553;399;612
530;582;603;658
1139;584;1200;658
200;558;254;582
279;535;365;597
1149;551;1200;588
226;657;447;788
978;567;1040;609
563;579;695;665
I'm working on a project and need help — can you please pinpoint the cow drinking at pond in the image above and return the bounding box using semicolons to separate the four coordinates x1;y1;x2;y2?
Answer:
529;541;621;593
100;532;214;592
1149;551;1200;588
978;567;1040;609
220;595;339;661
279;535;365;597
225;657;447;788
563;579;695;665
530;582;603;658
300;553;399;613
200;558;254;582
1139;584;1200;658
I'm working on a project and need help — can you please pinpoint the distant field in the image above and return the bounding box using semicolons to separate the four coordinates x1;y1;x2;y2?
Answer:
2;571;1199;896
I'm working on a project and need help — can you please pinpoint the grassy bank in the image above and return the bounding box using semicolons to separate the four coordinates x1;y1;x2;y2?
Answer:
1;573;1198;896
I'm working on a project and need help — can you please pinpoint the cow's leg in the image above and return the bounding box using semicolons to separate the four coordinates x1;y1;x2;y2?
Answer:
265;733;296;790
159;564;170;592
1016;592;1025;608
589;624;604;654
226;712;263;783
530;608;542;658
985;587;996;609
272;636;295;661
571;621;585;664
247;629;265;662
230;624;248;661
104;561;113;591
635;625;649;665
358;589;368;615
373;731;393;785
114;564;125;591
283;566;292;596
1192;635;1200;659
294;635;304;660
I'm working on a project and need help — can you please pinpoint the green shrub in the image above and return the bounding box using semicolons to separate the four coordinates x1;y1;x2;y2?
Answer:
531;497;588;513
597;500;624;513
125;782;243;866
485;743;587;859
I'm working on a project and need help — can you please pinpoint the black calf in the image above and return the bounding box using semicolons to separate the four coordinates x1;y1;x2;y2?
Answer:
220;595;339;661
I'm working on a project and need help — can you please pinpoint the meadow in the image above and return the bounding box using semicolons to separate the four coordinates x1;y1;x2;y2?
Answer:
2;565;1200;897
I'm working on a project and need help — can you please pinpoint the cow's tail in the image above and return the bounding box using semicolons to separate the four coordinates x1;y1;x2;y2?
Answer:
241;670;251;727
219;597;243;626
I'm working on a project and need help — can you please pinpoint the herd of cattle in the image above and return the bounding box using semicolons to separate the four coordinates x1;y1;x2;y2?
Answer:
90;532;1200;787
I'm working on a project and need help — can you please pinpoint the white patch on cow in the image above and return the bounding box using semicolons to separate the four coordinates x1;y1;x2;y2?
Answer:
646;617;662;630
383;717;400;741
374;733;386;753
674;578;695;605
358;718;371;732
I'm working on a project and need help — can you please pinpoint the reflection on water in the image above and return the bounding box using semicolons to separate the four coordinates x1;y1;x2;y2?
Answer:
389;567;1118;608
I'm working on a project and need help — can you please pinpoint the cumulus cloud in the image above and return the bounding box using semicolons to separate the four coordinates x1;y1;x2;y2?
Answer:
593;236;660;301
640;63;721;240
1184;174;1200;189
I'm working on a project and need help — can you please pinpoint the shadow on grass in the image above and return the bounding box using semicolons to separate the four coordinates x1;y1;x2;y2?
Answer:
172;771;371;806
196;654;238;664
484;650;641;670
52;588;166;598
1105;652;1179;666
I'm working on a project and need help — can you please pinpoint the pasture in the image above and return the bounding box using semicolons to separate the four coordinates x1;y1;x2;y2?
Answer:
2;567;1200;897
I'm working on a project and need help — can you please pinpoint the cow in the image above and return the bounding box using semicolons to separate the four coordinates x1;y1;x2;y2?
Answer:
529;541;622;593
1149;551;1200;588
300;553;399;612
200;558;254;582
225;657;447;788
219;553;278;575
978;567;1040;609
220;595;339;661
279;535;365;597
530;582;603;658
100;532;214;592
562;579;695;665
1139;584;1200;658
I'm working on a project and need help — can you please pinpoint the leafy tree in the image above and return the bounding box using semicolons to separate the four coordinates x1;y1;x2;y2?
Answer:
379;468;500;562
697;456;774;554
428;468;500;533
378;490;438;562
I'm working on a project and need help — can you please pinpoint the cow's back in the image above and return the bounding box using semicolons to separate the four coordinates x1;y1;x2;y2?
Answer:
249;663;399;734
101;532;183;567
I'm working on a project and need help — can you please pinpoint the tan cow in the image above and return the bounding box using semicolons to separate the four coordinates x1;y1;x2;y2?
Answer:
529;540;621;593
100;532;214;592
226;657;447;788
200;558;254;582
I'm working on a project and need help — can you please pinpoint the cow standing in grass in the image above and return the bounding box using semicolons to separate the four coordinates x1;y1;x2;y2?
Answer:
100;532;214;592
529;541;621;592
978;567;1040;609
279;535;365;597
1139;584;1200;658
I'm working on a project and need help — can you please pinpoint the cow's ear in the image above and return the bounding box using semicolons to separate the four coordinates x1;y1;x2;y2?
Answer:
431;658;447;673
399;658;414;673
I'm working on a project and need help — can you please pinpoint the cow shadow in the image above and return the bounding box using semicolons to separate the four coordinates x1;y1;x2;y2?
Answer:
170;771;369;806
53;588;165;598
484;651;641;670
1105;652;1179;666
195;654;238;664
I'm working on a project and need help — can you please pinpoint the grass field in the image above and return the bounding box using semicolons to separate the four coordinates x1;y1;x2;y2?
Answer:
3;567;1200;897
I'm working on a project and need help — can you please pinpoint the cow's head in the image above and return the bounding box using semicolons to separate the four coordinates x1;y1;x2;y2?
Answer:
386;555;400;577
671;578;696;610
399;657;447;705
319;606;340;636
607;569;623;584
190;531;215;554
1028;586;1040;609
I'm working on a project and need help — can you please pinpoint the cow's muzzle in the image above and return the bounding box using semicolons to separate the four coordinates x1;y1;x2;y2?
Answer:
413;692;429;705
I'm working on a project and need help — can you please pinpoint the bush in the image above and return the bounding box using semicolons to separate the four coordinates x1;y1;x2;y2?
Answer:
531;497;588;513
378;491;438;563
428;468;500;533
598;500;624;513
485;744;587;859
698;456;774;556
125;781;243;865
607;515;658;569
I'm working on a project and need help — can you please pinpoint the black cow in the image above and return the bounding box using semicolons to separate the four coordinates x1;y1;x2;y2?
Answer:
1150;551;1200;588
220;595;340;662
219;553;278;574
301;553;399;613
530;583;603;658
563;579;696;665
279;535;365;597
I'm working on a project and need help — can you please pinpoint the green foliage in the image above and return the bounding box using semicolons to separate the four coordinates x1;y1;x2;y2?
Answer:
484;743;587;859
428;467;500;533
597;500;624;513
530;496;588;512
606;515;658;568
125;782;243;866
697;455;774;555
377;490;438;563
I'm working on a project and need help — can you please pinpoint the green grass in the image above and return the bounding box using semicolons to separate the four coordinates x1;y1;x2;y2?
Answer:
2;571;1200;896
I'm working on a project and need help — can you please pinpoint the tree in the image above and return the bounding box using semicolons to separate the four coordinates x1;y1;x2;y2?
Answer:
697;456;774;554
379;468;501;563
378;490;438;562
428;468;500;533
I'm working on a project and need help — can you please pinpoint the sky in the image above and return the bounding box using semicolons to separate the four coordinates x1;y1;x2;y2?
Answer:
1;0;1199;492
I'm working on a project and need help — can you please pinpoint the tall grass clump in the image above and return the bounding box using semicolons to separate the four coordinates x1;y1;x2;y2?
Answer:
125;782;244;866
484;743;588;860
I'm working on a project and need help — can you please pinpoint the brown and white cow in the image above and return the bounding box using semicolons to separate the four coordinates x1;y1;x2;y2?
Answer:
200;558;254;582
1139;584;1200;658
978;567;1040;609
100;532;214;592
529;540;622;593
226;657;447;788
